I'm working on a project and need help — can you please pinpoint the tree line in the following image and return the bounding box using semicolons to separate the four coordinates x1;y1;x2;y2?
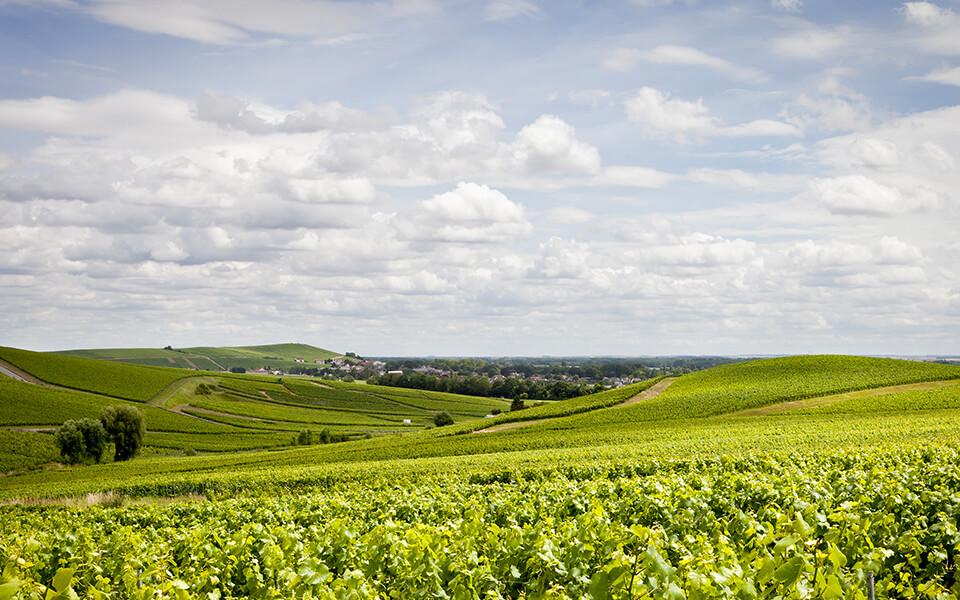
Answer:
367;372;606;401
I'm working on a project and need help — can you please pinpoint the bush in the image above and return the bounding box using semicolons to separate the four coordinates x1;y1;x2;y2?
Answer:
433;411;454;427
195;383;216;395
55;418;107;464
510;397;526;412
100;405;146;462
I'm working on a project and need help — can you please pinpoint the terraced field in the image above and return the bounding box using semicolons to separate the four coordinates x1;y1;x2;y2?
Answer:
2;352;960;598
0;347;511;472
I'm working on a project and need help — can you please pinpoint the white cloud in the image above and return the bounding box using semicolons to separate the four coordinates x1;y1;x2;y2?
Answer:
773;27;853;60
593;166;677;188
545;207;594;225
71;0;435;45
901;2;960;54
509;115;601;174
780;76;872;133
910;65;960;86
624;87;799;142
809;175;940;216
404;182;532;243
631;45;766;83
484;0;539;21
902;2;952;26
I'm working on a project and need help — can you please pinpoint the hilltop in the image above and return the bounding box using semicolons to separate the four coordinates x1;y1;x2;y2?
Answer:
57;342;342;372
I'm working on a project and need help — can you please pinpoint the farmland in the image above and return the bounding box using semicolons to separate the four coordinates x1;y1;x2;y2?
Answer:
0;347;511;472
2;350;960;598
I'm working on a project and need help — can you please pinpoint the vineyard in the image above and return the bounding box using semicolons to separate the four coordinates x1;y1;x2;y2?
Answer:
2;449;960;598
2;351;960;597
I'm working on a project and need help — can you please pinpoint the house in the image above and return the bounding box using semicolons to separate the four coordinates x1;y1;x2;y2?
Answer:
386;370;403;375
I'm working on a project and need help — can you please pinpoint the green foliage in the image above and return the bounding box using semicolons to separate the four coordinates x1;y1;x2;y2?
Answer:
55;418;107;464
3;448;960;598
195;382;216;395
587;355;960;424
100;405;145;461
432;411;454;427
54;421;83;464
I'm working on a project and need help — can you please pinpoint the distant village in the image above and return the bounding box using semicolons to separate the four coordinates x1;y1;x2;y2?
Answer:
233;355;739;401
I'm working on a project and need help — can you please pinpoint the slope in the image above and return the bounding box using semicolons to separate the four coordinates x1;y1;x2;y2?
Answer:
59;343;342;371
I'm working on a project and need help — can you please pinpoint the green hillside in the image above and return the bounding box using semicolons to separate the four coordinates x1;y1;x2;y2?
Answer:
57;342;342;371
0;347;509;472
3;353;960;598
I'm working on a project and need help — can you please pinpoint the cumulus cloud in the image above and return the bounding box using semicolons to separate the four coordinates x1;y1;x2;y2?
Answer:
624;87;799;141
509;115;601;174
402;182;532;243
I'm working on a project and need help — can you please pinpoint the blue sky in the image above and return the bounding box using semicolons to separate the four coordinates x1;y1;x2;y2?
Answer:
0;0;958;355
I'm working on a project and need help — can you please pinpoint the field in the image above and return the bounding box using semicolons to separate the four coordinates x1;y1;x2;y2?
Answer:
2;351;960;598
57;342;342;372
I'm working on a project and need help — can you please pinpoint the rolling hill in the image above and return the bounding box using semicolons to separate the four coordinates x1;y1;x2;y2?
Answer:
3;352;960;597
0;346;509;472
57;342;342;371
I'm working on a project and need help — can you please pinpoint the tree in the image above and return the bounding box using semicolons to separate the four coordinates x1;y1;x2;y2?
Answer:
511;397;526;412
433;411;454;427
55;421;84;464
100;405;145;462
55;418;107;464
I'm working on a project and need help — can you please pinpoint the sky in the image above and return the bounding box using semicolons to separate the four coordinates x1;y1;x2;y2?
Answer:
0;0;958;356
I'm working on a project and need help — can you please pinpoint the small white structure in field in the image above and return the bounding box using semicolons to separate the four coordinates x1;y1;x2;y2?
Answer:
402;419;412;424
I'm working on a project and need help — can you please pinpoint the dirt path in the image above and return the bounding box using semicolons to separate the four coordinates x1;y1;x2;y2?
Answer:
2;426;56;433
0;359;48;386
735;379;960;416
617;377;677;407
474;377;677;434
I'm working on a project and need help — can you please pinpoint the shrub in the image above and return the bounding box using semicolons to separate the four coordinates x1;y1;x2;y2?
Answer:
433;411;454;427
195;383;216;395
100;405;146;462
510;397;526;412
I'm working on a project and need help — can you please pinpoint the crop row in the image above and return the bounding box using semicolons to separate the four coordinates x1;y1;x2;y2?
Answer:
2;447;960;598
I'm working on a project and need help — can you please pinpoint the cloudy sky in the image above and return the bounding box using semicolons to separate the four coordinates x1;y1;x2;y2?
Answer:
1;0;958;356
